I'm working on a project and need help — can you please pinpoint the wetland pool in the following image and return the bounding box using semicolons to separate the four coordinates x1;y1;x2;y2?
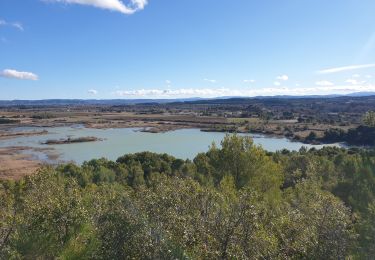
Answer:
0;126;342;164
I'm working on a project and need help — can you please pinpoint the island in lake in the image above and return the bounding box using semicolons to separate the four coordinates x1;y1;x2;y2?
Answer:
43;136;102;145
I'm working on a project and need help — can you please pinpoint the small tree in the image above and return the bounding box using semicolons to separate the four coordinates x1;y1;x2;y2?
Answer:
363;111;375;127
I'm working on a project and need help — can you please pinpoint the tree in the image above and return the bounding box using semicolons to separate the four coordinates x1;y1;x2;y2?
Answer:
363;111;375;127
206;134;283;201
0;181;22;259
356;202;375;258
284;180;355;259
13;168;88;258
129;162;145;187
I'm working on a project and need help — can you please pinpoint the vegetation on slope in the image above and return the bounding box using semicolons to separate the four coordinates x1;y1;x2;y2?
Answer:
1;135;375;259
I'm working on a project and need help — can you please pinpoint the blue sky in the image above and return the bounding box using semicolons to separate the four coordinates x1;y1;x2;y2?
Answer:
1;0;375;99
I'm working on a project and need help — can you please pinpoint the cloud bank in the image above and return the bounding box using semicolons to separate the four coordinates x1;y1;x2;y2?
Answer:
113;84;375;99
0;69;38;80
44;0;148;14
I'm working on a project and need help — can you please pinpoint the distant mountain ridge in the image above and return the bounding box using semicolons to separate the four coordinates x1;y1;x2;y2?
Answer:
1;92;375;107
0;98;203;106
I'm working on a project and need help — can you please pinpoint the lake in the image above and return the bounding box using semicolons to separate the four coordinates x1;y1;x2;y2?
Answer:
0;126;342;164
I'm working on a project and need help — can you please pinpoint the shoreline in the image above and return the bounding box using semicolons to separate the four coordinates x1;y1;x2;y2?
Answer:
0;117;362;181
0;125;348;181
0;129;48;140
0;120;352;147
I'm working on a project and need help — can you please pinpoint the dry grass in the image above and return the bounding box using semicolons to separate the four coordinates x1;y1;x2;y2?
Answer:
0;147;41;180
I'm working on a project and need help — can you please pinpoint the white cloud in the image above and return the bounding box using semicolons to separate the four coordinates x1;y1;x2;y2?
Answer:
316;80;334;86
243;79;256;83
276;75;288;81
88;89;98;95
0;19;23;31
318;64;375;74
44;0;148;14
112;84;375;98
12;22;24;31
352;74;360;78
132;0;147;9
0;69;38;80
346;79;366;85
204;78;217;83
346;79;358;85
365;75;373;79
165;80;171;84
274;81;281;86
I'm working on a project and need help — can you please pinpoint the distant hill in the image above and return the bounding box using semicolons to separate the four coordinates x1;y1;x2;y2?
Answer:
0;98;203;107
0;92;375;107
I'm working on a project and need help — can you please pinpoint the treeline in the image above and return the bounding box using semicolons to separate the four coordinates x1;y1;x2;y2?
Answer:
306;125;375;146
1;135;375;259
0;118;20;124
305;111;375;146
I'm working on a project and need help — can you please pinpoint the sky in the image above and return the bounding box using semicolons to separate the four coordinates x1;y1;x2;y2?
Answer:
1;0;375;100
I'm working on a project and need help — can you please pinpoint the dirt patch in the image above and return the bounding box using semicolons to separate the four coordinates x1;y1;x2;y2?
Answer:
0;147;41;180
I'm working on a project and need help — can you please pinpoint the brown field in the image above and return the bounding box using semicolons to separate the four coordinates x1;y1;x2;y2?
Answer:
0;147;41;180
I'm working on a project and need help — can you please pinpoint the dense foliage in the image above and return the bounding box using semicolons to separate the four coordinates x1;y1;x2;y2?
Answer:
313;126;375;146
0;118;20;124
1;135;375;259
305;111;375;146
